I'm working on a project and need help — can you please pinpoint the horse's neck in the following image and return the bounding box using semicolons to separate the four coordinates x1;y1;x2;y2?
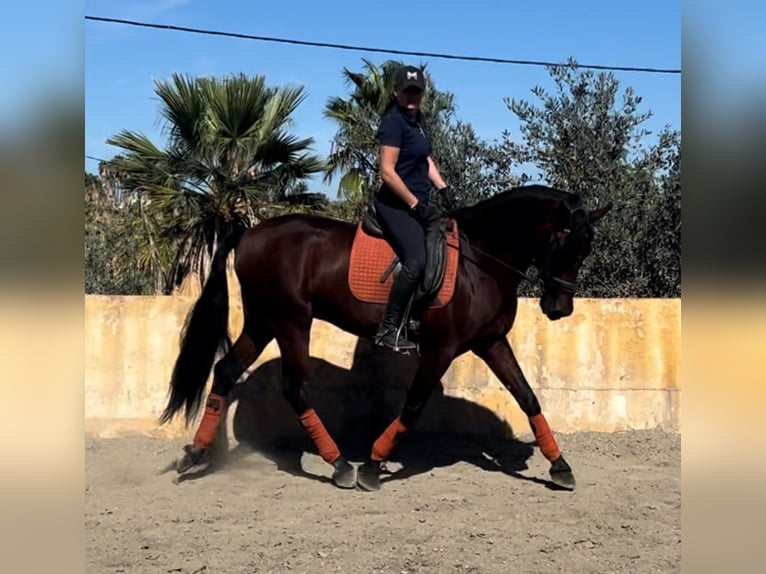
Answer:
460;198;554;269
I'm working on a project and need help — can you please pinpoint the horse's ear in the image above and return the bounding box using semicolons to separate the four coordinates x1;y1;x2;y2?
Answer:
588;202;612;224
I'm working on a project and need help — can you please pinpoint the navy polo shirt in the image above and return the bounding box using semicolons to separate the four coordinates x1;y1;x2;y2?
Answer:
376;106;433;205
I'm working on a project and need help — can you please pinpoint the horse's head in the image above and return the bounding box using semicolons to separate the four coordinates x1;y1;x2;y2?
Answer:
535;201;612;320
454;185;612;319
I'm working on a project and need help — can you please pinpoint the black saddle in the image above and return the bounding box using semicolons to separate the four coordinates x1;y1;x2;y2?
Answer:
361;201;386;238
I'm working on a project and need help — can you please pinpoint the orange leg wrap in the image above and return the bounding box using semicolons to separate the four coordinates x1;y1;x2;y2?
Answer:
192;393;226;450
299;409;341;464
371;417;407;462
529;413;561;461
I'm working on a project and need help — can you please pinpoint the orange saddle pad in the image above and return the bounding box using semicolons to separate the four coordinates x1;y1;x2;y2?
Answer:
348;219;460;308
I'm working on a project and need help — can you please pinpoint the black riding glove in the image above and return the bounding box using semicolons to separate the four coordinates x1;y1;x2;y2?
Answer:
440;185;460;213
411;201;441;226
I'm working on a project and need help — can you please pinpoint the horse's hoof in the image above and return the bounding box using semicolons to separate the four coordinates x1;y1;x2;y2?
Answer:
549;455;576;490
356;460;382;491
331;457;356;489
173;444;211;482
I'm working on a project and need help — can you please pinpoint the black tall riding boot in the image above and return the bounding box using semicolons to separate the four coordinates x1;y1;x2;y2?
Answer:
374;269;419;352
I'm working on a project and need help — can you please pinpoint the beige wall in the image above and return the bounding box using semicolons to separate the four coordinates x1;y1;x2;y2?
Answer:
85;295;680;442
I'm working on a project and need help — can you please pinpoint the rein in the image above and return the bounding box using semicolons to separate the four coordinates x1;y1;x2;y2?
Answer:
456;238;538;284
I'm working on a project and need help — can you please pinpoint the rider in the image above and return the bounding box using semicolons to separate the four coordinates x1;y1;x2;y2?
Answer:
372;64;457;352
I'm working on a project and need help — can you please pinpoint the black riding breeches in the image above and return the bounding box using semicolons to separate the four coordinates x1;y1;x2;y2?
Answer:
374;200;427;284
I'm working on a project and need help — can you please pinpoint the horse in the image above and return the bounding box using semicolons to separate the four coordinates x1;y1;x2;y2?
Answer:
159;184;611;491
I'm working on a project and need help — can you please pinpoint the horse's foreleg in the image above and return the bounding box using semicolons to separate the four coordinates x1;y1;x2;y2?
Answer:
176;327;272;477
275;321;355;489
474;336;576;490
357;348;454;491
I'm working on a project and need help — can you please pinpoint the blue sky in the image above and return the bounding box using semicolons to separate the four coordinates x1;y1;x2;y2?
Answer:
85;0;681;197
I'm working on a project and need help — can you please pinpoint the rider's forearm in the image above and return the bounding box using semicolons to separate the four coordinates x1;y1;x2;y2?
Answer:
427;156;447;190
381;168;419;208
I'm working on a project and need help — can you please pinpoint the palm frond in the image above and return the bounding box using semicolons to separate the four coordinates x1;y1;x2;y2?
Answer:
102;71;324;289
154;73;208;155
338;169;368;202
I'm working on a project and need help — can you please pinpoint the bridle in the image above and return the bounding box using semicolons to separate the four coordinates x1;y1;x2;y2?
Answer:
535;225;585;295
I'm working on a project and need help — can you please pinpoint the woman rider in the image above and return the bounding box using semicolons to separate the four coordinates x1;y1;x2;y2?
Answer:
372;64;457;352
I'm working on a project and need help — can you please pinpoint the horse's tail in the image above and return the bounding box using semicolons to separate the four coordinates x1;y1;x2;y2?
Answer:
159;226;246;426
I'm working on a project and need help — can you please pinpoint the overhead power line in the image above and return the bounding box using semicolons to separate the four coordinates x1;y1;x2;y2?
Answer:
85;15;681;75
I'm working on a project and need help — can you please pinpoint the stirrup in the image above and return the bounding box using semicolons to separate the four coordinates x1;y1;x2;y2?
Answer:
374;326;417;352
375;290;419;352
374;317;418;353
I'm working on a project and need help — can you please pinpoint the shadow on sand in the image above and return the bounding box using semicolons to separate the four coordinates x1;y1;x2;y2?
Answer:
195;338;560;489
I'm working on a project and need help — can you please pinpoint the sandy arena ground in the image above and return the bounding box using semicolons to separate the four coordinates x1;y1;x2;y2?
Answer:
85;427;680;573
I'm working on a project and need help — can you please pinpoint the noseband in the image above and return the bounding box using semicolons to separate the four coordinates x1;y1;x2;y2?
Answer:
548;274;578;294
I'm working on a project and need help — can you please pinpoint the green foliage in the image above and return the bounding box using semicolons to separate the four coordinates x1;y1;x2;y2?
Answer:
428;119;519;207
85;172;158;294
635;132;681;297
502;59;680;297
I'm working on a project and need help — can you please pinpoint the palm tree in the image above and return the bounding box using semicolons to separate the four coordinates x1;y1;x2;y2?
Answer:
323;59;455;220
105;72;325;292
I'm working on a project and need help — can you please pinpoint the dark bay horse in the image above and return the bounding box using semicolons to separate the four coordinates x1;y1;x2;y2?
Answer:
160;184;611;491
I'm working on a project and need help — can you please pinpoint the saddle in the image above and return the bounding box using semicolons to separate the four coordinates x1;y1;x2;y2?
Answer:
349;201;460;314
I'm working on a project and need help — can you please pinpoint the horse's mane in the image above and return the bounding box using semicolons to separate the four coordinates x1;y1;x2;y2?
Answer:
454;184;583;224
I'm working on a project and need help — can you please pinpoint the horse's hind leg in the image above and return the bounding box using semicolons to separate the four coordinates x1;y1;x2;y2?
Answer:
273;317;356;489
473;336;576;490
176;325;272;476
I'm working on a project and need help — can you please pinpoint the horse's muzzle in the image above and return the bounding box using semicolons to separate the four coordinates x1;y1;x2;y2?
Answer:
545;309;567;321
541;292;573;321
